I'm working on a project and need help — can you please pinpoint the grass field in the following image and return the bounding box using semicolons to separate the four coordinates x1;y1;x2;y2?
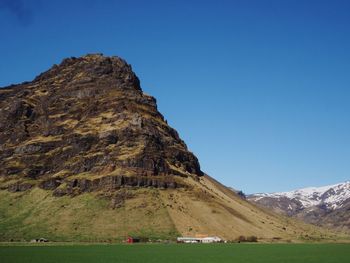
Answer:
1;243;349;263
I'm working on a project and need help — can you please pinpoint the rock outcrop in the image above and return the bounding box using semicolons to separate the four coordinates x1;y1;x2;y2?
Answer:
0;54;202;195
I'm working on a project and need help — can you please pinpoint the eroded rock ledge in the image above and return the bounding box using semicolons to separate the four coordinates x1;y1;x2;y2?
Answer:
5;175;185;196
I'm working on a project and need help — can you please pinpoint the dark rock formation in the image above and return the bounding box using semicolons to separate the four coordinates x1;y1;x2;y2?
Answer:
51;175;183;197
8;182;33;192
0;54;202;195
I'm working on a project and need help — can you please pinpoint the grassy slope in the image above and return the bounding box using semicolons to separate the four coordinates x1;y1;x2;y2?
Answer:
0;175;348;242
1;244;350;263
0;188;178;242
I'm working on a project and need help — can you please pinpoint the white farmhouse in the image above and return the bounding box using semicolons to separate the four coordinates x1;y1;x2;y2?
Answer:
177;236;222;243
201;236;222;243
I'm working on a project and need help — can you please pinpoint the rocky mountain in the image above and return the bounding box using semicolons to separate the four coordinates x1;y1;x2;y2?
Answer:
0;54;345;242
248;182;350;233
0;54;202;194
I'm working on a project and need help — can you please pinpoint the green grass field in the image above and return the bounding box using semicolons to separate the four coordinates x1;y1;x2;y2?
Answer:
1;243;349;263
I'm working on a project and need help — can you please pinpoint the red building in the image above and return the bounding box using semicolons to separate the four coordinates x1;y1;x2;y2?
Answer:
127;237;140;243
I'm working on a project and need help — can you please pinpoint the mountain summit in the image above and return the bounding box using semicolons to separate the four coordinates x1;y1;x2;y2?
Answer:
0;54;342;242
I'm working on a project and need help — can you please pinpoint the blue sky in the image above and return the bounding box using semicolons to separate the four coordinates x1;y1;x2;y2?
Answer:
1;0;349;193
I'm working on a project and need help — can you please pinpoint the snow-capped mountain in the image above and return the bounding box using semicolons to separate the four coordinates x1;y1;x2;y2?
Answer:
251;181;350;210
248;181;350;232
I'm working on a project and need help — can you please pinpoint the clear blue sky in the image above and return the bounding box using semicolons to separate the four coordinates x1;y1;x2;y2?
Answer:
1;0;349;193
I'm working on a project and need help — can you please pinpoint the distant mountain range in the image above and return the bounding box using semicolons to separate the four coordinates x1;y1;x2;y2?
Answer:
248;181;350;233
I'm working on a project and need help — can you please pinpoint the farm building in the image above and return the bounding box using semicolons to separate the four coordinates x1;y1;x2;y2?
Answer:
126;237;140;243
30;238;49;243
177;237;201;243
201;236;222;243
177;236;222;243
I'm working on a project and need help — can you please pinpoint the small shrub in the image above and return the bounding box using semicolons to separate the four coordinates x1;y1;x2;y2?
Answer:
246;236;258;242
237;235;246;242
237;235;258;243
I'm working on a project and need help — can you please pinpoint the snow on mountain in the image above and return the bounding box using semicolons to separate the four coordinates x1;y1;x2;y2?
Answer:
248;181;350;232
251;181;350;210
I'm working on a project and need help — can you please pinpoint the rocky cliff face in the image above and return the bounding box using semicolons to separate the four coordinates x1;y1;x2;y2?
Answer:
248;181;350;232
0;54;202;195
